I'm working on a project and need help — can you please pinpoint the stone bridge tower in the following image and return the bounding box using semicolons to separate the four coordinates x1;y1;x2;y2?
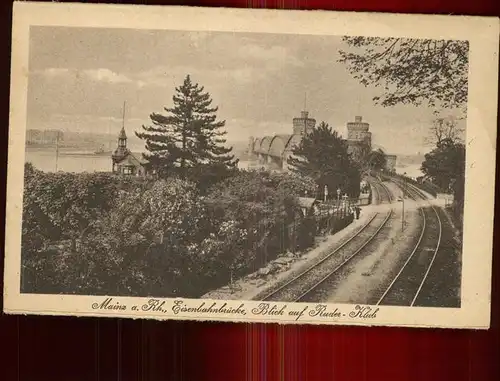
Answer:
247;136;256;159
293;111;316;135
346;116;372;162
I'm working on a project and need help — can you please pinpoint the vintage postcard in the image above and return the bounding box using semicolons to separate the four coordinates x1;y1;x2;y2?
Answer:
3;1;499;329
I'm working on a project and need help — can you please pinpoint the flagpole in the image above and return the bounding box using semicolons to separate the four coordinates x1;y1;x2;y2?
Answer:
55;131;60;172
122;101;126;130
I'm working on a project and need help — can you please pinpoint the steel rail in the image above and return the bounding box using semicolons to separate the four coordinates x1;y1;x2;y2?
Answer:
406;183;443;306
294;209;393;302
377;180;393;203
375;185;426;305
260;212;380;301
376;179;443;306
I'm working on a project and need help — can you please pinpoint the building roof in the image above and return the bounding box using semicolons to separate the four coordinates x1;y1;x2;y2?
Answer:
130;152;148;165
297;197;317;209
112;146;130;162
114;150;148;166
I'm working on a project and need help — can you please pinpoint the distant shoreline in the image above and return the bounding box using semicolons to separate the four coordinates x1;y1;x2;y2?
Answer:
25;145;142;153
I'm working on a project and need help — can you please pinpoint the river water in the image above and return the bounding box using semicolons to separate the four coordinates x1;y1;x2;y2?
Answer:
24;149;424;178
394;164;424;179
25;149;255;174
25;147;113;173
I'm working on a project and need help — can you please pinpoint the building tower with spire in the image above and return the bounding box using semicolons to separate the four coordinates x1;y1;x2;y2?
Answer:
111;102;148;176
112;126;130;166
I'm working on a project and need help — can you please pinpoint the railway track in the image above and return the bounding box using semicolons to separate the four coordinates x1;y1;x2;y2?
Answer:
375;179;443;306
260;178;394;302
373;180;393;204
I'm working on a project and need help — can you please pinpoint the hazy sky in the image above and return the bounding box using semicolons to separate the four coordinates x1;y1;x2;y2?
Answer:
27;26;463;155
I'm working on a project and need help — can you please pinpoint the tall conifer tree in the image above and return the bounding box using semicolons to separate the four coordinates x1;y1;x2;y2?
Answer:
136;75;237;179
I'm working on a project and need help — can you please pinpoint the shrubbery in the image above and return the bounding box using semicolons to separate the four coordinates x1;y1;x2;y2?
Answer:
21;164;318;297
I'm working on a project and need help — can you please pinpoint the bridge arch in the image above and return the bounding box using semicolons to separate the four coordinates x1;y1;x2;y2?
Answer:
284;134;303;153
260;136;273;155
268;134;290;158
253;137;263;153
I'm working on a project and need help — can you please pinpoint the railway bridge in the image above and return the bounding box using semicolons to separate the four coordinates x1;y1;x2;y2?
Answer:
248;111;398;173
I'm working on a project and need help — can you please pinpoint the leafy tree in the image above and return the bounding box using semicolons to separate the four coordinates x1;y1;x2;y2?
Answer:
421;138;466;229
338;37;469;112
452;170;465;230
79;178;217;296
426;115;464;146
21;166;322;297
358;148;387;174
21;166;147;294
184;161;239;194
369;149;387;171
206;170;310;269
266;171;318;198
421;139;465;192
21;167;123;252
198;219;248;291
287;122;360;197
136;75;238;180
22;163;51;253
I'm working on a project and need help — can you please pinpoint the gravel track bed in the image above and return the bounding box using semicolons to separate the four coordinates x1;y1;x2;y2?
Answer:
294;180;396;302
412;207;462;308
297;211;395;302
262;211;391;302
368;181;442;307
376;204;440;306
263;179;394;303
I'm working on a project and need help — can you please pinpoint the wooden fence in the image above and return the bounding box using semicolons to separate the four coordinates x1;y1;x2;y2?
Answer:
315;200;356;235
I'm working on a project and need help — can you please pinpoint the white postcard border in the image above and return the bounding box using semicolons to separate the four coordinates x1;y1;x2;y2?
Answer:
3;2;499;329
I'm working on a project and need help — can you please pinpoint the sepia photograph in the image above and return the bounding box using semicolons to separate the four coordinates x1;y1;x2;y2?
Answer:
4;2;498;328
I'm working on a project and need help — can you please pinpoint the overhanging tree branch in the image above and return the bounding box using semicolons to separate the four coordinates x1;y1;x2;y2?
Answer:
338;37;469;111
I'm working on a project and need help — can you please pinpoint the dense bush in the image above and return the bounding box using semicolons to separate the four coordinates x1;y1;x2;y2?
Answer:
205;170;317;271
22;164;146;251
21;163;152;293
21;165;320;297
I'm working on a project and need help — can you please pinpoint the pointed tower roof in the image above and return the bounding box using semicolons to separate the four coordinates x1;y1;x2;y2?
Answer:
118;126;127;140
